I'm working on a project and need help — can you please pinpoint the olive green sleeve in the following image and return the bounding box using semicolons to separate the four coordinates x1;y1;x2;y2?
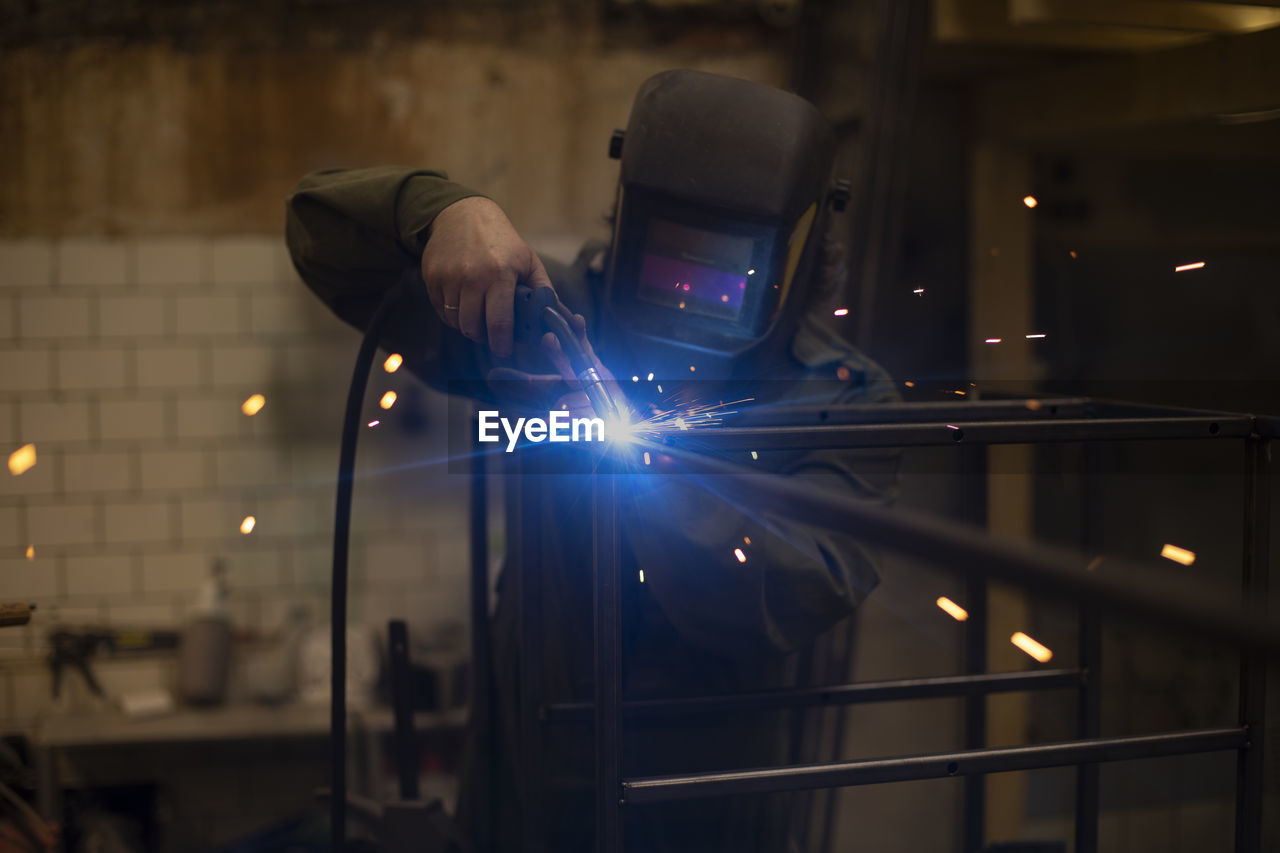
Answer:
284;166;485;332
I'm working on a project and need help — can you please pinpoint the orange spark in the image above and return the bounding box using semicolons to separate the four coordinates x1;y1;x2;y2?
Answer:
1161;544;1195;566
8;444;36;476
25;545;34;560
1011;632;1053;663
383;353;403;373
240;515;256;535
1023;195;1038;208
379;391;397;409
833;308;849;317
1174;262;1205;273
733;548;747;563
241;394;266;416
936;597;969;622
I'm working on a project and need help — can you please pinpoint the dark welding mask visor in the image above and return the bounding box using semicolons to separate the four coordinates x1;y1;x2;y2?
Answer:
601;70;838;381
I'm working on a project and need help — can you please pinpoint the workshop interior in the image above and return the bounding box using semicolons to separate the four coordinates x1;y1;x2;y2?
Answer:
2;0;1279;851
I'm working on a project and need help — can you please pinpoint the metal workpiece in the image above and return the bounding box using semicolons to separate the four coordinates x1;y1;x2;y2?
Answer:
495;398;1275;853
594;471;624;853
517;455;547;853
959;444;987;853
645;445;1280;656
1235;436;1271;853
668;415;1250;452
621;728;1249;805
542;669;1084;723
728;397;1097;426
469;428;494;853
1074;441;1103;853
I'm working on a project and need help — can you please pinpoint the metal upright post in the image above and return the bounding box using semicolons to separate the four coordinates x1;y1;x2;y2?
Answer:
594;469;624;853
518;454;546;853
962;445;988;853
1076;444;1101;853
469;428;493;853
1235;435;1270;853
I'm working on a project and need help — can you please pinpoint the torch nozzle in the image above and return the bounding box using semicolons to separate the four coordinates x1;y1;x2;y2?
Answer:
539;306;623;422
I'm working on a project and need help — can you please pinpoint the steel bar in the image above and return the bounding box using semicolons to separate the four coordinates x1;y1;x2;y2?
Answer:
729;397;1257;428
544;669;1084;723
1235;436;1270;853
1075;444;1101;853
647;446;1280;655
1075;607;1102;853
594;472;623;853
961;445;987;853
731;398;1097;426
1254;415;1280;439
622;728;1247;805
388;620;419;801
667;415;1250;453
517;458;545;853
469;426;493;853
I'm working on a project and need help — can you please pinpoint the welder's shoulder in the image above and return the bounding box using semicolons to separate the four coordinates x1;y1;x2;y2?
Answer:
790;316;900;404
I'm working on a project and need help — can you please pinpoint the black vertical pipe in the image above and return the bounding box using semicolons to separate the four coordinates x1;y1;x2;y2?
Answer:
518;456;546;853
962;445;988;852
469;427;493;852
389;620;420;801
1075;443;1101;853
818;612;861;853
594;471;623;853
1235;436;1270;852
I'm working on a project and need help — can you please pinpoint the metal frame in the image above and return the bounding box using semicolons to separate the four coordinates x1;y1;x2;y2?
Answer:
470;397;1273;853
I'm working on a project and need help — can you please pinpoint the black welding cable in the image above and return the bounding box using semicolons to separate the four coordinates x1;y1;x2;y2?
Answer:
330;282;403;851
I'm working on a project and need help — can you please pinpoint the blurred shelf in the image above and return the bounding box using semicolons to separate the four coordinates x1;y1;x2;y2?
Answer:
32;703;468;749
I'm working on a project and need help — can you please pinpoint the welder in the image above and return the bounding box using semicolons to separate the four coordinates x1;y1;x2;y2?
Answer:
286;70;899;852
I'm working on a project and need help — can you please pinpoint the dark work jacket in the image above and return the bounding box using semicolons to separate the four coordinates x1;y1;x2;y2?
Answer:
286;167;900;852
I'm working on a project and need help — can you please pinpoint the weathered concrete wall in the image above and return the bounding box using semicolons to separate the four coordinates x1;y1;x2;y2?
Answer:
0;7;787;237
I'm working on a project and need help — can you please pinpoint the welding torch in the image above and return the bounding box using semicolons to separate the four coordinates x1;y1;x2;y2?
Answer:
513;285;623;423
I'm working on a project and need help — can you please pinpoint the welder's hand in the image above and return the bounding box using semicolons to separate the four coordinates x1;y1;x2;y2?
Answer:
422;197;563;358
485;312;627;420
541;313;629;419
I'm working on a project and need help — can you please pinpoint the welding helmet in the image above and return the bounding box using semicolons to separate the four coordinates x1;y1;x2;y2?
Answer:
599;70;845;382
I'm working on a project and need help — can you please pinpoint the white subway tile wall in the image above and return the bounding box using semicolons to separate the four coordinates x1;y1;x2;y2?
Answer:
0;237;470;733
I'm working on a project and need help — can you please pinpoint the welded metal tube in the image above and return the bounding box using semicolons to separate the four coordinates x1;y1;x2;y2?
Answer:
469;424;494;853
1235;436;1270;853
594;472;623;853
646;445;1280;655
544;669;1083;723
669;415;1250;452
623;728;1247;804
517;456;546;853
